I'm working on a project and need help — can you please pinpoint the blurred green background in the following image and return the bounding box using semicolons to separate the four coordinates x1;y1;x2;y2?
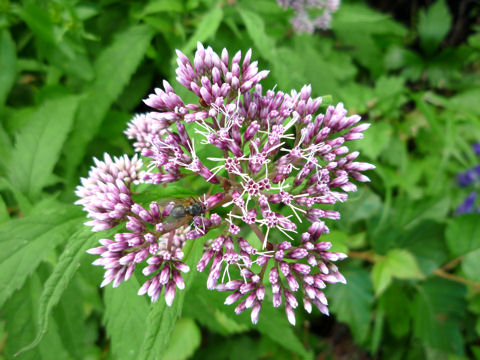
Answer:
1;0;480;359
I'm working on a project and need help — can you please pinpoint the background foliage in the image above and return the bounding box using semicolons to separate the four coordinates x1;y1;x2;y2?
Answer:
1;0;480;359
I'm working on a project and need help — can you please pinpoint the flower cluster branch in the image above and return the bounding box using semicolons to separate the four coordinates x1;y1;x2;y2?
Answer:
76;43;374;325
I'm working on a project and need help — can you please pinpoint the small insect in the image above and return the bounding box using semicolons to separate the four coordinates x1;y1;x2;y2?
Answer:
158;197;208;233
170;197;207;220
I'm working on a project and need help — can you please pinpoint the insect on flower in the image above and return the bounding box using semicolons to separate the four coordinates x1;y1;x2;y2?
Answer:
170;197;207;220
159;197;208;231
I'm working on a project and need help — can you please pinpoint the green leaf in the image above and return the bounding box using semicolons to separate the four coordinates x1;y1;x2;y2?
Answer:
141;0;184;17
404;220;448;275
164;318;201;360
14;226;110;356
138;237;204;360
461;248;480;282
412;277;466;354
372;249;424;296
445;214;480;257
3;272;74;360
371;258;393;296
180;7;223;55
19;3;57;45
380;284;411;338
238;8;276;60
385;249;425;280
63;25;154;180
418;0;452;55
0;195;9;223
104;275;149;359
51;277;89;360
355;121;392;160
326;267;374;344
184;272;311;358
332;3;407;76
183;273;250;336
0;205;82;307
8;95;80;199
0;29;17;107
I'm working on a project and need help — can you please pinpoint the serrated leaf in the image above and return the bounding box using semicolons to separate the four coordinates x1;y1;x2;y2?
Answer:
412;277;466;354
14;226;111;356
238;8;276;60
104;275;149;359
0;195;8;223
0;29;17;107
355;121;392;160
184;272;311;358
19;3;57;45
326;267;374;344
371;259;392;296
138;238;204;360
164;318;201;360
404;220;448;275
0;205;82;307
63;25;154;180
180;7;223;55
51;277;88;360
8;95;80;200
445;214;480;257
380;284;411;338
332;3;407;76
386;249;424;280
373;249;424;296
418;0;452;55
461;248;480;282
3;272;74;360
141;0;184;17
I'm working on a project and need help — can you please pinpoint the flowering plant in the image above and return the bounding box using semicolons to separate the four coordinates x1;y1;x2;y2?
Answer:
76;43;374;325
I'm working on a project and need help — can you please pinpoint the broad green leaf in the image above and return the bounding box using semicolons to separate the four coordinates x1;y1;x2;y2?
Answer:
183;272;250;336
180;7;223;55
355;121;392;160
0;195;8;223
141;0;184;17
373;249;424;296
19;3;57;45
14;226;111;356
461;248;480;282
184;272;311;358
326;267;374;344
104;275;149;359
8;95;80;200
371;258;392;296
0;29;17;107
63;25;154;180
3;272;74;360
164;318;201;360
238;8;276;60
52;278;89;360
0;205;82;307
412;277;466;355
445;214;480;257
418;0;452;55
385;249;424;280
380;284;411;338
404;220;448;275
332;3;407;76
138;238;203;360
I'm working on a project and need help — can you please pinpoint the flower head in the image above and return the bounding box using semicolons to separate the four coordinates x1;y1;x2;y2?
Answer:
77;43;374;324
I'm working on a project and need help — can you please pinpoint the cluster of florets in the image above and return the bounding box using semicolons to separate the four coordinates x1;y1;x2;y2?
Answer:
456;143;480;214
277;0;341;34
76;42;374;325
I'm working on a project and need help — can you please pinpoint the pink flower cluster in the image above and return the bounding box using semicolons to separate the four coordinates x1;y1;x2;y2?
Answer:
277;0;341;34
76;43;374;325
